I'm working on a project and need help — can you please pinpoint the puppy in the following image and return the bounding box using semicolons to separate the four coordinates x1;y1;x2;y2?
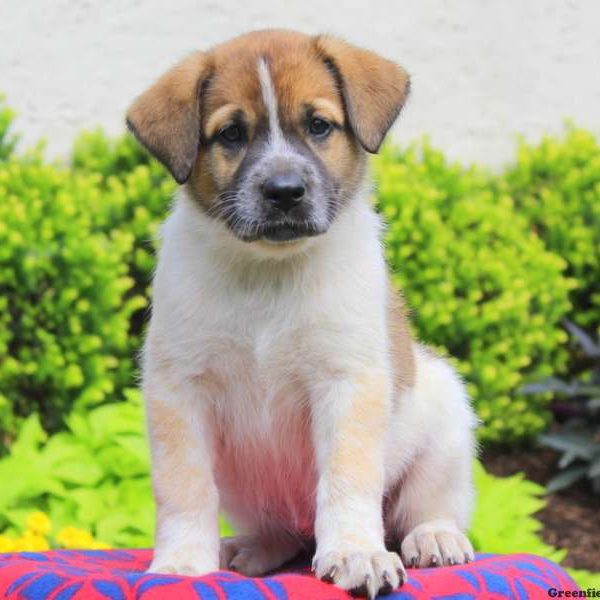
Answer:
127;30;476;599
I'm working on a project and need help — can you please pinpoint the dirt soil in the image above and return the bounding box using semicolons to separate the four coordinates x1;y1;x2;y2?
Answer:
482;447;600;572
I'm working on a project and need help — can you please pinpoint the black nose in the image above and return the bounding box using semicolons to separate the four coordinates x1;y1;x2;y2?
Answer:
262;173;306;212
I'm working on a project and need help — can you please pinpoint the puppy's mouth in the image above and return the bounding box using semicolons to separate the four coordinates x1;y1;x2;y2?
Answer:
259;222;322;243
229;221;324;243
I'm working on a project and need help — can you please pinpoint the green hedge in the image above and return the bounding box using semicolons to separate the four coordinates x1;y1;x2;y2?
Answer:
501;127;600;335
376;144;574;444
0;158;145;443
0;98;598;446
0;390;231;547
71;130;175;343
0;390;153;547
0;119;174;445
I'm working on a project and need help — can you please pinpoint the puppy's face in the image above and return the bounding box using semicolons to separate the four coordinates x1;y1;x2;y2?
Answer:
127;30;409;251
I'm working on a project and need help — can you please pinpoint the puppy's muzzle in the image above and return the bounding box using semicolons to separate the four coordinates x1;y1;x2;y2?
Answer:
258;170;319;242
262;172;306;213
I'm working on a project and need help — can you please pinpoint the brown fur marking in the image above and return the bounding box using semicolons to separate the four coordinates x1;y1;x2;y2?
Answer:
314;35;410;153
326;374;388;500
387;285;416;394
126;52;212;184
147;399;213;513
126;30;409;207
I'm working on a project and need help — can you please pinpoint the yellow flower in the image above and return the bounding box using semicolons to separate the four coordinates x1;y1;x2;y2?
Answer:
16;532;50;552
90;541;111;550
56;526;96;549
25;511;52;536
0;535;15;553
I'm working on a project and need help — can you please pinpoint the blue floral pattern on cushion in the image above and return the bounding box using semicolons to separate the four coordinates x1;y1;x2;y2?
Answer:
0;550;580;599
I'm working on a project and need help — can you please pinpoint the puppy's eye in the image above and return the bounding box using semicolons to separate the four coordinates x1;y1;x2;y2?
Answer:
218;124;245;145
308;117;332;138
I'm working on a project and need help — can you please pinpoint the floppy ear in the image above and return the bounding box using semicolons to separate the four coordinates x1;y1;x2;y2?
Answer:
315;36;410;153
126;52;211;184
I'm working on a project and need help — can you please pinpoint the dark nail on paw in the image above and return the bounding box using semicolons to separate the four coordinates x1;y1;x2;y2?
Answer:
410;555;418;568
321;565;337;583
349;582;370;598
430;555;439;567
380;571;393;594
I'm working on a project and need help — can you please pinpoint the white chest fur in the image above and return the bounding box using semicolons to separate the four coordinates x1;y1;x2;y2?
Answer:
145;190;389;535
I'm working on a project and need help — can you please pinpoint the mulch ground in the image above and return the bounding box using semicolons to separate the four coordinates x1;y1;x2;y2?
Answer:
482;447;600;571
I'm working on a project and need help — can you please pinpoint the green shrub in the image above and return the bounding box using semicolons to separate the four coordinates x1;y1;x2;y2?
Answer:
470;461;565;562
0;389;231;547
0;109;595;449
375;143;574;444
524;321;600;495
0;390;153;547
72;128;153;179
470;461;600;590
0;159;146;444
72;130;175;341
502;127;600;334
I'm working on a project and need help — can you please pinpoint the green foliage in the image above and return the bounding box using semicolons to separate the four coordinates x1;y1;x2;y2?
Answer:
470;461;566;562
526;322;600;494
72;129;175;341
0;389;153;547
470;462;600;590
0;158;147;444
375;143;574;444
568;569;600;593
0;389;232;547
502;127;600;334
72;128;153;179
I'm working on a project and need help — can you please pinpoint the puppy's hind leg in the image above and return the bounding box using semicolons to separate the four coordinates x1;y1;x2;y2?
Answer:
220;531;305;576
388;349;477;568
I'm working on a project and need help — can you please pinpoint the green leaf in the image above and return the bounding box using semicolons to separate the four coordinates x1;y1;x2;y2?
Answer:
563;319;600;358
540;432;596;459
546;465;588;493
588;455;600;479
52;457;104;487
9;415;46;457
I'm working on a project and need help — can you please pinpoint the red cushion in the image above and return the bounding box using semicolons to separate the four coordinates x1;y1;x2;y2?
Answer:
0;549;579;599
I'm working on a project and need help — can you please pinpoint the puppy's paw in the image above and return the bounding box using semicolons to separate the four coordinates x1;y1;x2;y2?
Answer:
220;534;301;576
313;549;406;599
401;519;474;568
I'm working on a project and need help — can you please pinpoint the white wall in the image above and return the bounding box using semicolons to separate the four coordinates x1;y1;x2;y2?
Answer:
2;0;599;168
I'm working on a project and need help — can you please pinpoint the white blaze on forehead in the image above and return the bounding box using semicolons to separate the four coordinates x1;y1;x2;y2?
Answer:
257;58;284;146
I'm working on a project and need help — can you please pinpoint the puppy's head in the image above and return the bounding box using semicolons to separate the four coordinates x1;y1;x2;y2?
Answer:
127;30;409;251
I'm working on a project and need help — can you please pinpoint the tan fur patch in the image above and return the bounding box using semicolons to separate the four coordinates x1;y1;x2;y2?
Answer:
314;35;410;153
326;374;388;499
311;98;345;126
189;30;368;208
387;285;416;393
205;104;254;140
147;399;212;513
127;30;409;205
127;52;211;184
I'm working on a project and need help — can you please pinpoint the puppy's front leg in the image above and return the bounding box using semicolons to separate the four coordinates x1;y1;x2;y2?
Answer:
312;373;405;598
144;371;219;576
